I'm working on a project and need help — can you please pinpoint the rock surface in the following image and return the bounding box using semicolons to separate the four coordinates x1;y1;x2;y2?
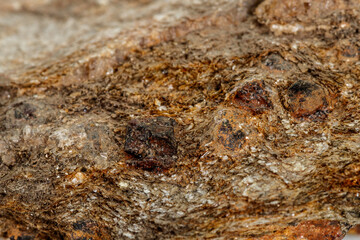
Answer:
0;0;359;239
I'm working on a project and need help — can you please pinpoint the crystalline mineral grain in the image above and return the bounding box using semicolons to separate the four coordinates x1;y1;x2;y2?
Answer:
0;0;359;239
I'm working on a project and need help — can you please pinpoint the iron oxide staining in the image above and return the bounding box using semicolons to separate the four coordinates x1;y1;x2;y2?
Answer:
70;220;111;240
248;220;344;240
213;109;254;155
4;224;36;240
124;116;177;171
231;81;273;115
215;80;273;154
283;80;332;120
217;119;245;151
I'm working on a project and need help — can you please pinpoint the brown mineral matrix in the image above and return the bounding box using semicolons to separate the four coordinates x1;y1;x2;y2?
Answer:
0;0;359;239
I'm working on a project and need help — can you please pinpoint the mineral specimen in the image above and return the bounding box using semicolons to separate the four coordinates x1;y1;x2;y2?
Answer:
0;0;359;239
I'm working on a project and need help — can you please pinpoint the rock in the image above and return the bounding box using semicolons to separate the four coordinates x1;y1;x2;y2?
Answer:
0;0;359;239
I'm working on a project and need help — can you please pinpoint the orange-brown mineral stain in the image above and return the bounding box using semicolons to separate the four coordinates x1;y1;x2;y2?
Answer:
232;81;273;115
283;80;334;121
213;109;255;154
247;220;344;240
69;220;111;240
338;162;360;187
349;224;360;234
6;225;35;240
217;118;245;151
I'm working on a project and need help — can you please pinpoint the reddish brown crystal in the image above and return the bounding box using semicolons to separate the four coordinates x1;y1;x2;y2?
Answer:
124;116;177;170
283;80;330;120
232;81;273;115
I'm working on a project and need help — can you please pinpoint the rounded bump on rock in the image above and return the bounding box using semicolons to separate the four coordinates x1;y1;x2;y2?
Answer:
261;53;294;72
124;116;177;171
283;80;333;120
231;80;273;115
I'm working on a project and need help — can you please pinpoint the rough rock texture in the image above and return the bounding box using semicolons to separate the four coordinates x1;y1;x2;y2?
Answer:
0;0;360;239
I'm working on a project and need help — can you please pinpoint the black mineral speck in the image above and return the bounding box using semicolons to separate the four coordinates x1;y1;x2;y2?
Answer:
10;236;34;240
288;80;319;97
13;103;37;120
217;120;245;151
